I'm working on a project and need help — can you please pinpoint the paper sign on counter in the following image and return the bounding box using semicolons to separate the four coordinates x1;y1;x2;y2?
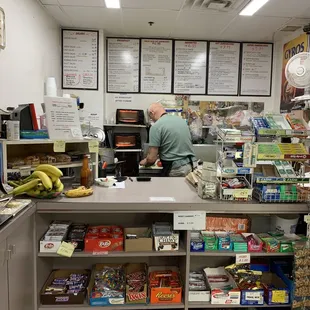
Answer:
173;211;206;230
236;253;251;264
149;197;176;202
53;141;66;153
304;215;310;223
57;241;75;258
88;141;99;153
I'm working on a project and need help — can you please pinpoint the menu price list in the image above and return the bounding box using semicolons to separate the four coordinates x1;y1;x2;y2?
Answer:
107;38;140;93
62;30;98;90
141;39;173;93
240;43;273;96
208;42;241;95
174;41;207;94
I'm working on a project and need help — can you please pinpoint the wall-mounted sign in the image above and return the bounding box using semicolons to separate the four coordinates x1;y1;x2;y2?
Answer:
240;43;273;96
174;41;207;94
141;39;173;94
62;29;99;90
208;42;240;95
107;38;140;93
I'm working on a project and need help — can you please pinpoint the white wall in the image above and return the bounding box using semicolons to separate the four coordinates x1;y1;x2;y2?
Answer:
104;45;280;122
0;0;60;114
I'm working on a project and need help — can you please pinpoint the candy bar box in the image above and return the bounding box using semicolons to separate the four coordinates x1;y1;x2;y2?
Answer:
40;269;90;305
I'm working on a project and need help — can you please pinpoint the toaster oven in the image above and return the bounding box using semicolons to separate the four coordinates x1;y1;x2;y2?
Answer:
116;109;145;125
114;133;141;149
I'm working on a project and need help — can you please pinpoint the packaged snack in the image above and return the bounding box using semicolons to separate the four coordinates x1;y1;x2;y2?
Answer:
126;264;147;304
206;216;250;234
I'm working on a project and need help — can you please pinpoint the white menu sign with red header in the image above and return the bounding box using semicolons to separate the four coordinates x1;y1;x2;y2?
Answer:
208;42;240;95
107;38;140;93
174;41;207;94
141;39;173;93
240;43;273;96
62;30;98;90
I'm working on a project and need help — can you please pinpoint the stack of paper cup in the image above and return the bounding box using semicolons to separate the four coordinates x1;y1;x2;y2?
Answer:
46;77;57;97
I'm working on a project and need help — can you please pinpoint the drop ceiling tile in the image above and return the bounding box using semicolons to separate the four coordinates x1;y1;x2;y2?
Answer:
58;0;105;6
62;6;122;29
171;11;235;40
44;5;73;26
40;0;59;4
122;9;179;37
220;16;290;41
257;0;310;18
121;0;184;10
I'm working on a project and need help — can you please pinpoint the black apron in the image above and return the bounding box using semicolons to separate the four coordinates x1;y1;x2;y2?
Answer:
161;155;194;177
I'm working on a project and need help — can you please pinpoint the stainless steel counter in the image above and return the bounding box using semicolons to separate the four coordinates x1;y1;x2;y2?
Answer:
36;178;309;214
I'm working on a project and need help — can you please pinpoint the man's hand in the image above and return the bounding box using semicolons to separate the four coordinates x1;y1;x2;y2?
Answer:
140;147;159;167
140;159;147;166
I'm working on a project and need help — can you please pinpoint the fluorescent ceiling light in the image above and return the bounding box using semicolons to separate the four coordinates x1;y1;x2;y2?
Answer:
239;0;269;16
105;0;120;9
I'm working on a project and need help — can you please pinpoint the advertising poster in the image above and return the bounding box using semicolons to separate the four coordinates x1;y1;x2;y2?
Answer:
280;33;309;112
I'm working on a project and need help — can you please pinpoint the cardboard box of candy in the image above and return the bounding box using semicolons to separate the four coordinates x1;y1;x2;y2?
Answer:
149;266;182;304
206;216;251;234
40;221;71;253
189;271;210;302
204;267;241;305
66;224;88;252
87;264;125;306
40;269;90;305
124;228;152;252
84;226;124;253
261;272;290;305
126;263;147;304
242;233;263;252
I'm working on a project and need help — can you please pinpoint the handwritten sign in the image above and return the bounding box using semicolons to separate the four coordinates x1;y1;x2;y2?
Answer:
57;242;75;258
88;140;99;153
53;141;66;153
236;253;251;264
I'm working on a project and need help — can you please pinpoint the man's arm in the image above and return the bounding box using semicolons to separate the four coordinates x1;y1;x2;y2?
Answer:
140;146;158;167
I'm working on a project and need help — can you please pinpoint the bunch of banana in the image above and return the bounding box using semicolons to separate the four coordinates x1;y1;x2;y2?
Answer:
9;164;64;197
64;186;93;198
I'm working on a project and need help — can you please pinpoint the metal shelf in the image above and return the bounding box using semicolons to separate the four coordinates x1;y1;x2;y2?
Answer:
39;302;185;309
38;248;187;258
190;251;293;257
189;302;290;308
1;139;93;145
104;124;147;128
7;162;97;173
114;149;142;153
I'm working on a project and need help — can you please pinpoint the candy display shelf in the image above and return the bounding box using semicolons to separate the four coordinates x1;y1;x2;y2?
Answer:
0;178;303;310
38;302;185;310
189;302;290;308
190;251;294;257
38;248;187;257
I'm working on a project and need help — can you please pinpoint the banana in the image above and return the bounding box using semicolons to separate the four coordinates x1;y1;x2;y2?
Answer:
27;189;41;196
54;178;61;188
64;187;93;198
31;171;53;191
35;165;63;178
8;181;20;188
37;183;45;191
55;182;64;193
10;179;41;196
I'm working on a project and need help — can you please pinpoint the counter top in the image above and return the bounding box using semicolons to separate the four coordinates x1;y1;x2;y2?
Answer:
0;202;36;243
36;178;310;214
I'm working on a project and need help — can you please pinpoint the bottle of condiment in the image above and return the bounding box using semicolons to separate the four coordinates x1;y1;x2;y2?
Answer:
87;154;93;186
80;155;91;187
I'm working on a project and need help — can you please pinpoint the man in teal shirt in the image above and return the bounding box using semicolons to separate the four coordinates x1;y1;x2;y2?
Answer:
140;103;196;177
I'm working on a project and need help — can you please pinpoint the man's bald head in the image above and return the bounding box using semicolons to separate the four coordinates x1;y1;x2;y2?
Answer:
149;103;166;122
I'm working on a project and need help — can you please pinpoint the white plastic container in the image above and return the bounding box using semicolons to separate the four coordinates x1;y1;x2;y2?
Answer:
271;215;299;234
45;77;57;97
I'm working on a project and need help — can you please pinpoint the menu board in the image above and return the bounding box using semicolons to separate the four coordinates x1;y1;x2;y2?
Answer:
208;42;240;95
62;30;99;90
240;43;273;96
107;38;140;93
173;41;207;94
141;39;173;93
